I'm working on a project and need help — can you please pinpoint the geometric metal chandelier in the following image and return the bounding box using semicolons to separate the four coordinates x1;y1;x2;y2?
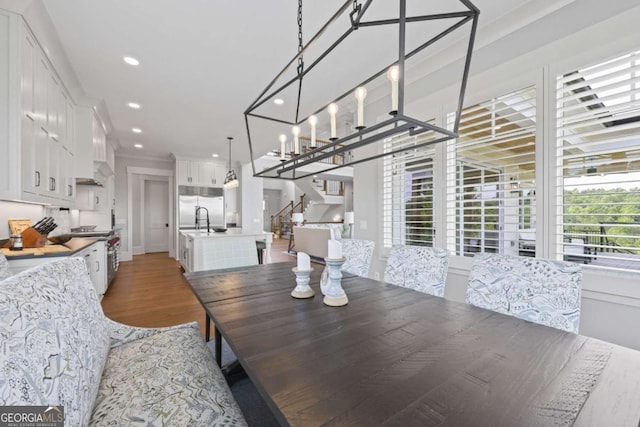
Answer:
245;0;479;180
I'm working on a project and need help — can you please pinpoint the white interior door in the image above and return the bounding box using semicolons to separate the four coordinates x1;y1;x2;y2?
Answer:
145;180;169;253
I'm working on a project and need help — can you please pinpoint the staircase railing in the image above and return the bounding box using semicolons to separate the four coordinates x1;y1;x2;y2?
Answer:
271;194;305;237
324;180;344;196
301;137;346;165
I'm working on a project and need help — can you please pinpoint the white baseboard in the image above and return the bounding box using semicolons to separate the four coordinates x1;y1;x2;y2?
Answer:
132;246;145;255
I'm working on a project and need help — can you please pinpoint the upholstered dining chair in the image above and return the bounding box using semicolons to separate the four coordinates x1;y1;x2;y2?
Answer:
340;239;375;277
0;253;11;280
466;253;582;333
384;245;449;297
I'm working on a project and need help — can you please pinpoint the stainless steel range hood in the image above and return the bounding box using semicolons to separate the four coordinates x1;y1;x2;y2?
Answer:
76;177;104;186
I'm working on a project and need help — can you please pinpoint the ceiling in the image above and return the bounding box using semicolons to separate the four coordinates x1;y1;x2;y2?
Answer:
18;0;630;164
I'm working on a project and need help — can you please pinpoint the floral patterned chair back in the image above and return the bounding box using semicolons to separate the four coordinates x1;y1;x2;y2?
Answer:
0;257;110;426
341;239;375;277
0;253;10;280
466;253;582;333
384;245;449;297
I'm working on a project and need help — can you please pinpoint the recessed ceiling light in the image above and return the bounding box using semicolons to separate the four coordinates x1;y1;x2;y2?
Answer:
132;128;142;133
123;56;140;66
212;153;219;158
134;143;143;149
128;102;141;109
274;98;284;105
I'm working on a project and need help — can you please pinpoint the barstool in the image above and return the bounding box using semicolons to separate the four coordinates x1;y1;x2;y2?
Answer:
256;240;266;264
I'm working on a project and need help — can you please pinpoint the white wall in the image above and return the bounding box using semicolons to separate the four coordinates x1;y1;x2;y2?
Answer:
241;162;264;233
353;4;640;350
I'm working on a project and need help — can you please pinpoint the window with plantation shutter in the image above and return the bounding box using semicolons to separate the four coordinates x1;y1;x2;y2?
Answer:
556;50;640;272
383;128;437;248
446;86;537;257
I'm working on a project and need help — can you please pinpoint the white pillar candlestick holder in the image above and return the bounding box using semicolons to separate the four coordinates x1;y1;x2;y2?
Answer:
322;257;348;307
291;267;315;299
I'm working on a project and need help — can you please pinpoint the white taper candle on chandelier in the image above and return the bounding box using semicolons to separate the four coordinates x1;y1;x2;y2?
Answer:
328;239;342;259
354;86;367;128
308;115;318;147
292;125;300;155
328;103;339;140
279;134;287;160
387;65;400;114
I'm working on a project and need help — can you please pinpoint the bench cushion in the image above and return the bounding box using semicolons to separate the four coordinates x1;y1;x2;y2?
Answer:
0;258;110;426
90;324;247;426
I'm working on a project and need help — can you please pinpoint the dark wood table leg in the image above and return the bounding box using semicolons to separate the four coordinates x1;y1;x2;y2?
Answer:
205;313;211;342
215;327;222;368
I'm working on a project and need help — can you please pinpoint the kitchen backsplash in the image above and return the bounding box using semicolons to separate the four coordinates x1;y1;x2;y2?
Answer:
0;201;113;238
78;210;111;230
0;201;44;238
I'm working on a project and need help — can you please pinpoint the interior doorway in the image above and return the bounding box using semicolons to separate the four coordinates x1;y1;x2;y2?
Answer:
144;179;169;253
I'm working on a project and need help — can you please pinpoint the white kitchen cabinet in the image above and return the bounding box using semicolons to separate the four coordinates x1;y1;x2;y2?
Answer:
75;184;107;211
177;159;199;186
225;187;237;215
65;98;75;154
0;11;75;205
178;232;194;272
198;161;227;187
76;241;107;296
176;159;226;187
93;113;107;163
59;147;75;202
6;240;107;297
75;106;114;183
21;49;63;203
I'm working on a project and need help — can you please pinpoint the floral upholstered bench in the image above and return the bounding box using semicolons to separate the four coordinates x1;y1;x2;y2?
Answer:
0;257;247;426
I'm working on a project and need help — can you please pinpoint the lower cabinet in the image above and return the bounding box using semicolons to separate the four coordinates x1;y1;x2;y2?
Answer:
178;233;193;272
77;241;107;296
6;241;107;297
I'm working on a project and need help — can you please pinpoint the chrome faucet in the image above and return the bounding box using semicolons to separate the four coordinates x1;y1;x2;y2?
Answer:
195;206;210;233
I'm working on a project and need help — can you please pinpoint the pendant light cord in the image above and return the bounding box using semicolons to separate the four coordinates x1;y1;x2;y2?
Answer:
227;137;233;172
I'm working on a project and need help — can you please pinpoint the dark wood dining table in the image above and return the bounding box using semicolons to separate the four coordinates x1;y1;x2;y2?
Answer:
185;262;640;426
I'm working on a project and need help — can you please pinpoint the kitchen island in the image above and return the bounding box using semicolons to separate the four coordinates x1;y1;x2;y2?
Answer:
178;228;273;273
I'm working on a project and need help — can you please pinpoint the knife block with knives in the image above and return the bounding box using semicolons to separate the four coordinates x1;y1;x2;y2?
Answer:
2;217;57;248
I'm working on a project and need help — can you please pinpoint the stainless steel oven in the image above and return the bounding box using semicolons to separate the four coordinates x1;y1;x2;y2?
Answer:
107;236;120;286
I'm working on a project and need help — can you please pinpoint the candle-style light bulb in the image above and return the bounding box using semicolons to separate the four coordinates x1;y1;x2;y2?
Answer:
387;65;400;115
292;125;301;155
354;86;367;129
308;115;318;148
328;103;339;141
279;133;287;160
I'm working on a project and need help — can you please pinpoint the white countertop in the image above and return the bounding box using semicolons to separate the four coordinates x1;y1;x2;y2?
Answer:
181;228;272;239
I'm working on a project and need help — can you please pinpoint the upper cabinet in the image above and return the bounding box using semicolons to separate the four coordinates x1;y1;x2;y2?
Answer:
198;161;226;187
0;10;76;207
176;159;226;188
75;105;114;184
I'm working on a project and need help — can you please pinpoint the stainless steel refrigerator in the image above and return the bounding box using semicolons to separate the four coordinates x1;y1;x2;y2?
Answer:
178;186;224;229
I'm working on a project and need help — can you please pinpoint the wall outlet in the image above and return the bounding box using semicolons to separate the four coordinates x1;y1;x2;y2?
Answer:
360;220;367;230
374;272;380;280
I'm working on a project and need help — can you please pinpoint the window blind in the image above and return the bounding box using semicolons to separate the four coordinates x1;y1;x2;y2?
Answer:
556;50;640;272
383;128;437;248
446;86;537;257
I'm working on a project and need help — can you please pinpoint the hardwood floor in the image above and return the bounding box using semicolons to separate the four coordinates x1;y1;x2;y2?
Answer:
101;238;294;337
